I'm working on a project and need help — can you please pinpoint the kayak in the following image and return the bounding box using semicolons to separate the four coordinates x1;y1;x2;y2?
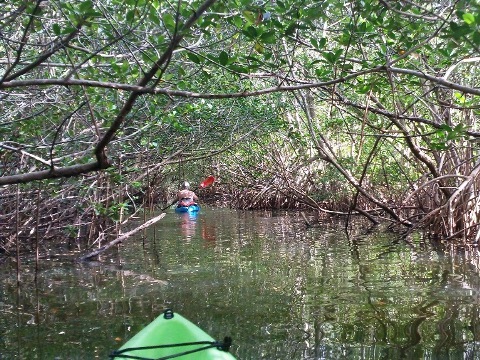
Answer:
175;203;200;213
110;309;236;360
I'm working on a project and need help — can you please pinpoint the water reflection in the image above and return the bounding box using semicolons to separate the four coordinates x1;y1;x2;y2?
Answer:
178;210;218;246
179;212;198;240
200;217;217;246
1;209;480;359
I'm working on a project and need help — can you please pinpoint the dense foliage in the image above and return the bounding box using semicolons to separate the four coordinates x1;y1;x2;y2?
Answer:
1;0;480;253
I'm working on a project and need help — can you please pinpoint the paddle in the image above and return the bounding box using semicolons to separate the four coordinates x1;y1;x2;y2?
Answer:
161;176;215;211
199;175;215;188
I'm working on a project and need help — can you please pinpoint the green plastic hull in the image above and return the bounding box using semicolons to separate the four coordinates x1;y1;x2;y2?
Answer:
111;310;236;360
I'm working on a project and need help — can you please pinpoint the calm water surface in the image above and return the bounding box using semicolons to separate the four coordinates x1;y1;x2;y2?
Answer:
1;208;480;359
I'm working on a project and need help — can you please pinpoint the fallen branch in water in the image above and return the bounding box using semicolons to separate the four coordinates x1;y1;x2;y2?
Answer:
300;212;313;228
78;212;166;261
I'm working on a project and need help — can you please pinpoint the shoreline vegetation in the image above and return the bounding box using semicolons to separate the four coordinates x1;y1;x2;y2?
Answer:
2;0;480;257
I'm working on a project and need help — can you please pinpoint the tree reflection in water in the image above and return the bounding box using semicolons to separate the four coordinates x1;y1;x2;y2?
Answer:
1;209;480;359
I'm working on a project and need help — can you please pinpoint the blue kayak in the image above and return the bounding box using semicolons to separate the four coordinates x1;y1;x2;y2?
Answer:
175;203;200;213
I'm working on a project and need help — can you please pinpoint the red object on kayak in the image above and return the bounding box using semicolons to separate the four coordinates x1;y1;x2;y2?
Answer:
200;176;215;188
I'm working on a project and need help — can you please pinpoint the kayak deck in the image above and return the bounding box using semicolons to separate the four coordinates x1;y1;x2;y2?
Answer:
110;309;236;360
175;204;200;213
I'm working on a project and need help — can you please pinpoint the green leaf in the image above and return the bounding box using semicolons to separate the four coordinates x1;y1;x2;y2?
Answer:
473;31;480;45
219;51;229;65
322;49;343;64
233;16;243;28
454;92;466;104
206;53;217;62
334;49;343;61
62;26;77;34
438;124;452;132
243;10;256;24
356;84;371;94
244;55;263;64
260;31;276;44
254;41;264;54
163;13;176;32
462;13;475;25
446;132;456;140
151;0;160;10
431;142;448;151
110;60;121;74
309;59;323;67
178;66;185;76
187;52;201;64
52;23;61;35
449;21;472;38
79;0;93;13
242;25;257;39
315;68;332;79
228;64;249;73
149;10;161;25
121;60;130;72
177;80;187;89
285;23;297;36
126;9;135;22
339;31;351;46
141;52;152;64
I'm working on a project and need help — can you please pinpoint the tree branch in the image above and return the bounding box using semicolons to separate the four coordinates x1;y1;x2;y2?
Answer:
0;161;102;185
78;212;166;261
1;65;478;97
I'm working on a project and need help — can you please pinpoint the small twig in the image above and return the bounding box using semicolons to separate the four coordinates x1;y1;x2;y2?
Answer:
0;142;51;166
300;212;312;228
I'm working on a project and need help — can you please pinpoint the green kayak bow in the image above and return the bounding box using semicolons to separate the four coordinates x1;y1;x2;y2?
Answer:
110;309;236;360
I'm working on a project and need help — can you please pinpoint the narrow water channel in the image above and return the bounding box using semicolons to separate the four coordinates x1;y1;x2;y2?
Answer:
1;208;480;359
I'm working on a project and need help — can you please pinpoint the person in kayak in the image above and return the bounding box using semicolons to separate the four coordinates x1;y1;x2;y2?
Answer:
177;181;198;207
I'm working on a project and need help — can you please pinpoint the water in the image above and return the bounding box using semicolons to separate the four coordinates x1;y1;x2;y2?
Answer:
1;208;480;359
